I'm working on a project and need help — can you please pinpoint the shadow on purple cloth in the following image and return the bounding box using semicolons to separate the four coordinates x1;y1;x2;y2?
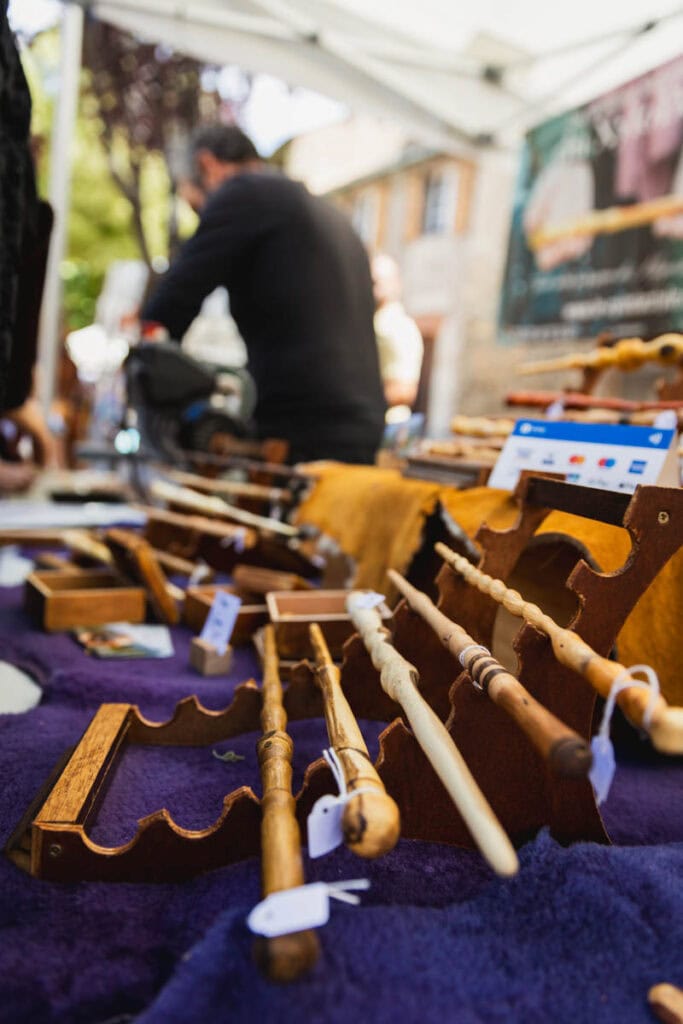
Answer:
0;583;681;1024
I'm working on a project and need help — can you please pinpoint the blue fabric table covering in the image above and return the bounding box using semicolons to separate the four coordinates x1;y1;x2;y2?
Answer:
0;584;681;1024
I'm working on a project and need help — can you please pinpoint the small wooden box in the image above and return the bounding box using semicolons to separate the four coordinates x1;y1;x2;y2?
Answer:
266;589;392;660
189;637;234;676
183;585;269;646
25;569;147;632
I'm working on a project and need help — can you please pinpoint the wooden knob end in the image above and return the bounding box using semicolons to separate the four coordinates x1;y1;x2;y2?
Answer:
342;789;401;859
253;929;320;983
548;737;593;779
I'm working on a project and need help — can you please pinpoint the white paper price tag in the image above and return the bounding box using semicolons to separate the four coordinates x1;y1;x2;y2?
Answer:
350;591;385;610
200;590;242;655
307;795;345;859
247;880;370;938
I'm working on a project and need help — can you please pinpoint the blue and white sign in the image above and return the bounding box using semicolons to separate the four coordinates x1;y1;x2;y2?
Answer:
488;419;677;494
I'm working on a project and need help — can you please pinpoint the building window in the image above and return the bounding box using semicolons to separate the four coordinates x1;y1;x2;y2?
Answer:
352;190;379;247
421;169;459;235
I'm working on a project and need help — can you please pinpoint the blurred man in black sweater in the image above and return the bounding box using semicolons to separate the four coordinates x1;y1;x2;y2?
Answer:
142;126;385;464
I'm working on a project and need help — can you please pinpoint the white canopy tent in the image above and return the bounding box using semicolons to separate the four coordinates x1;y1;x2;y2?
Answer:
36;0;683;408
86;0;683;150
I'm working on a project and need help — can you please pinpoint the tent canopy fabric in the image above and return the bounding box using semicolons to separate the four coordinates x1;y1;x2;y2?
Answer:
89;0;683;151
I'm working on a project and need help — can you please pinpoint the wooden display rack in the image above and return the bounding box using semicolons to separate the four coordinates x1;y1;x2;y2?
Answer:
7;476;683;882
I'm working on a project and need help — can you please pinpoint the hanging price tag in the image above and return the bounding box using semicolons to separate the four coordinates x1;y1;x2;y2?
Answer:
307;795;345;858
589;734;616;805
200;590;242;655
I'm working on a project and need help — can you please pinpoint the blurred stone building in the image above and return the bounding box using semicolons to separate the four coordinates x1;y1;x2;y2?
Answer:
286;115;608;435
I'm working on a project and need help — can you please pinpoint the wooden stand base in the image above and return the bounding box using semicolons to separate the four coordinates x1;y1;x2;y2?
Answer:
190;638;234;676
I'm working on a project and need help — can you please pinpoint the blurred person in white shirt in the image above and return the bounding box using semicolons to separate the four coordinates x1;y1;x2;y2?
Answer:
371;253;423;420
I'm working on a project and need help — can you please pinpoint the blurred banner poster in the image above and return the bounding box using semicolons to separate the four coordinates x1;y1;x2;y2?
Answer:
499;54;683;343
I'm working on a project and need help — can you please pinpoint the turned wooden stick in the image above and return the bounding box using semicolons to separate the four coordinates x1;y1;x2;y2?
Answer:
435;542;683;755
387;570;593;778
255;625;319;981
346;593;519;877
517;333;683;376
649;984;683;1024
309;623;400;857
151;480;298;538
166;468;293;506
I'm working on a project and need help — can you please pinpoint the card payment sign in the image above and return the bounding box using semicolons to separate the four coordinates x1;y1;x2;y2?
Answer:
487;419;677;494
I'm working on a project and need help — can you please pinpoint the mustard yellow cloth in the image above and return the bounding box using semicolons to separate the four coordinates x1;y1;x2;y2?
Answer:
297;465;682;703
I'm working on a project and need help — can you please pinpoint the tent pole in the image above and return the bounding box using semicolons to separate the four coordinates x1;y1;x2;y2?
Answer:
36;1;84;414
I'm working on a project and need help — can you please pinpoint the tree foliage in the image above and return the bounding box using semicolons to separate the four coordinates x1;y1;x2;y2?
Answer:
81;17;224;267
22;18;252;329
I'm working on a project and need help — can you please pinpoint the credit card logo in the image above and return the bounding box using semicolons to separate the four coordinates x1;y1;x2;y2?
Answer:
598;457;616;468
629;459;647;474
569;454;585;465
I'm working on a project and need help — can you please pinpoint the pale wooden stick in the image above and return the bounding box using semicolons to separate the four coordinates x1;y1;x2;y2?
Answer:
435;542;683;755
346;593;519;877
255;625;319;981
309;624;400;857
151;480;298;538
387;569;592;778
166;468;293;506
517;333;683;376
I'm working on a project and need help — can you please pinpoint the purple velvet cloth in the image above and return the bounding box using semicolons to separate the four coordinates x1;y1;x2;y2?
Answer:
0;583;681;1024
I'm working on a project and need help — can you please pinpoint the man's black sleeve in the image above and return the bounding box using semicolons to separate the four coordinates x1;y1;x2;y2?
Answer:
141;184;254;341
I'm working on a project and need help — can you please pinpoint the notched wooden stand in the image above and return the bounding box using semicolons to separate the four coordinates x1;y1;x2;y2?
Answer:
7;477;683;882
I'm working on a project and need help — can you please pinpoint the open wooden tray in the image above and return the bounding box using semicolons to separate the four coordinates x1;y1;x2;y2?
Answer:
183;584;269;646
25;569;147;631
266;589;392;660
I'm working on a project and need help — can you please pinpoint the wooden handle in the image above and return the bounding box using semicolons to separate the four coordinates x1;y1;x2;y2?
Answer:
435;542;683;756
346;594;519;877
62;529;113;566
105;528;181;625
151;479;298;537
309;624;400;858
255;626;319;981
387;570;592;778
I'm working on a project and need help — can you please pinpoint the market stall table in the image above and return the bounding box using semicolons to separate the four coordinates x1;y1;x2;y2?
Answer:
0;582;681;1024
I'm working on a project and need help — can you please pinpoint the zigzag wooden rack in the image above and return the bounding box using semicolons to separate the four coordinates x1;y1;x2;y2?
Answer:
7;475;683;882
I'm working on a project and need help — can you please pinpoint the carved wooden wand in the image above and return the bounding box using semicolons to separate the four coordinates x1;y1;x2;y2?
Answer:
517;333;683;377
309;623;400;857
435;543;683;755
254;625;320;981
387;569;592;778
346;592;519;877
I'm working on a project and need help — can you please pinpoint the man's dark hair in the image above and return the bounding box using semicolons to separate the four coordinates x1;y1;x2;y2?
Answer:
191;124;259;164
